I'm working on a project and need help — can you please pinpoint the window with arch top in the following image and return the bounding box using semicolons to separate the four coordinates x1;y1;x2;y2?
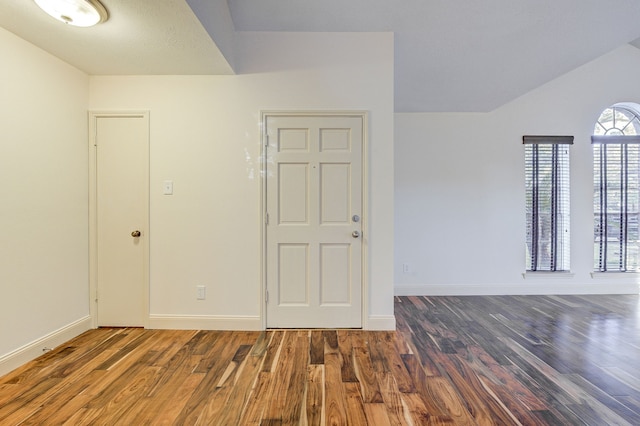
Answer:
593;102;640;272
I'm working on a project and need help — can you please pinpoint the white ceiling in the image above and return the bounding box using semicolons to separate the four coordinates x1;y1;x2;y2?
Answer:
3;0;640;112
0;0;234;75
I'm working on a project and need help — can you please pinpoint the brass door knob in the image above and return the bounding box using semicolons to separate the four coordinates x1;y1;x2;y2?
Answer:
131;230;141;237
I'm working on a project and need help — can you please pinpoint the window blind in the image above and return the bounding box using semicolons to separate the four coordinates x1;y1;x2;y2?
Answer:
592;137;640;271
524;135;572;271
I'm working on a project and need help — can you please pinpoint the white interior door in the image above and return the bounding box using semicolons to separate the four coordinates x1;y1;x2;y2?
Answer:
91;113;149;327
265;114;363;328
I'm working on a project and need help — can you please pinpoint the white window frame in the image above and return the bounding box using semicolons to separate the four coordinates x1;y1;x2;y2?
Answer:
524;135;573;272
593;103;640;272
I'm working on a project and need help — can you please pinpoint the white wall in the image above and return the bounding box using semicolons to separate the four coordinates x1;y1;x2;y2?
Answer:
395;45;640;295
89;32;395;329
0;27;90;375
186;0;236;71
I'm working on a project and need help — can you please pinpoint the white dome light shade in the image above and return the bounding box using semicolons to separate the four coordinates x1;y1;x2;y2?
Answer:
34;0;108;27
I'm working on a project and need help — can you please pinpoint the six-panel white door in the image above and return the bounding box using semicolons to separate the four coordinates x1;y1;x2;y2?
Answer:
92;113;149;327
266;115;363;328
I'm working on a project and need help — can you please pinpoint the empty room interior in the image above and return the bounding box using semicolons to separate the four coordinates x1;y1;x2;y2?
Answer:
2;0;640;424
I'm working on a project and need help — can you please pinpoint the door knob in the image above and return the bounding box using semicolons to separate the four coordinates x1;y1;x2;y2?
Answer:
352;231;360;238
131;230;141;237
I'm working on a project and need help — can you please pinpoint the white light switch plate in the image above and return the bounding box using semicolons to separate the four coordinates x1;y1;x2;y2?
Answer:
163;180;173;195
197;285;206;300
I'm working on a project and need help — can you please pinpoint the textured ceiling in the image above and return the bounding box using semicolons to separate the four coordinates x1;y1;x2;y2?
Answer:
2;0;640;112
0;0;233;75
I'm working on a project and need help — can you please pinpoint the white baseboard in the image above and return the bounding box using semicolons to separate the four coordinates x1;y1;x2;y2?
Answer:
366;315;396;330
395;282;640;296
150;314;397;331
0;316;92;378
149;314;262;331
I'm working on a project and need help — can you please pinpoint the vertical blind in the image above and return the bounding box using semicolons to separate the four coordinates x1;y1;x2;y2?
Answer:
524;136;573;271
592;135;640;271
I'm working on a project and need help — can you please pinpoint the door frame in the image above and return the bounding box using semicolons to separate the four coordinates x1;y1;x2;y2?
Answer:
260;110;369;329
88;111;150;329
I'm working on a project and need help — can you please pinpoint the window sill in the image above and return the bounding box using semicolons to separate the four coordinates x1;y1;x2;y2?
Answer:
590;272;640;279
522;272;574;280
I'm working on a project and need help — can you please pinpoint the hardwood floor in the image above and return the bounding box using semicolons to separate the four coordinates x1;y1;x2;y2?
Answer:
1;295;639;425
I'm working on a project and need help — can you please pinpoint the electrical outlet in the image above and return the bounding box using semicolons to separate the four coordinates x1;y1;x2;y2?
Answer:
197;285;206;300
402;263;410;274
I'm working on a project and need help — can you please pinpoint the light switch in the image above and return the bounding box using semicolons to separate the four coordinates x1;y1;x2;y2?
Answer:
163;180;173;195
197;285;206;300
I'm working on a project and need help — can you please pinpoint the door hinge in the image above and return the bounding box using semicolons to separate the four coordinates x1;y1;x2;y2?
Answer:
265;290;269;303
264;134;269;147
265;212;269;225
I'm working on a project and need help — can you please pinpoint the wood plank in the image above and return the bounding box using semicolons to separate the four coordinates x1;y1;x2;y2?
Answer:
373;332;416;393
172;331;255;424
125;354;204;425
402;351;479;425
423;376;476;426
438;352;520;425
1;295;639;425
94;328;153;371
26;370;109;425
237;336;287;424
363;402;392;426
146;329;199;367
150;372;206;425
337;330;358;382
143;332;205;399
309;330;324;365
282;331;310;425
83;336;161;408
5;334;153;424
344;382;368;425
250;331;270;357
464;340;547;412
377;372;416;425
264;331;308;425
13;348;121;425
0;384;17;408
0;378;62;424
473;373;549;426
305;365;324;426
324;353;348;425
0;328;123;386
322;329;339;354
73;365;163;424
199;346;263;425
401;392;455;426
351;331;384;403
237;371;273;425
261;330;284;373
191;330;226;373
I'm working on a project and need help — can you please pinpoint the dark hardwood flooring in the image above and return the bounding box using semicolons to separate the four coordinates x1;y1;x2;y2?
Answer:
0;294;639;425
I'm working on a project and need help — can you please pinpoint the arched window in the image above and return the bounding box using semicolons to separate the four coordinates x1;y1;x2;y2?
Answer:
593;103;640;271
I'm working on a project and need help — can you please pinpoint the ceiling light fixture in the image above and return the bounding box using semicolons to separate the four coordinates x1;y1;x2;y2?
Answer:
34;0;108;27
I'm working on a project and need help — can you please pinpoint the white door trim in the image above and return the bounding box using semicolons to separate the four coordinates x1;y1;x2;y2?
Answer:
88;111;150;329
260;110;369;329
